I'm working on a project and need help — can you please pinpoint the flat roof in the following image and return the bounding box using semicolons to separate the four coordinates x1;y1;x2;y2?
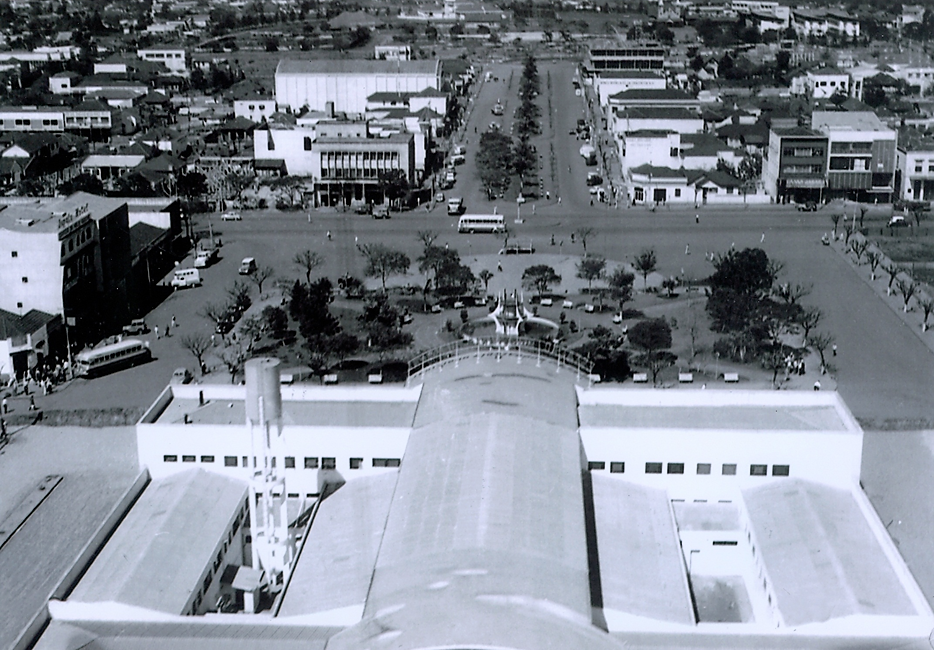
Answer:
277;59;439;76
812;110;893;133
69;469;247;614
744;479;918;626
278;472;398;620
592;476;695;626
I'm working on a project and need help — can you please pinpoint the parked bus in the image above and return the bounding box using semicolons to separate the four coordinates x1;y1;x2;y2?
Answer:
74;339;152;378
458;214;506;234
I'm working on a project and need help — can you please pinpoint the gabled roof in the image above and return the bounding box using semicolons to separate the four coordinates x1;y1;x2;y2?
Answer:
0;132;60;155
217;116;256;131
609;89;697;102
367;91;412;103
694;169;743;188
617;106;701;120
629;164;687;179
412;86;446;97
0;308;56;340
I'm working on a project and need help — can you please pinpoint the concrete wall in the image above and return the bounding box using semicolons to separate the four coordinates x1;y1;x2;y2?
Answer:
276;72;439;115
253;127;319;177
0;229;64;315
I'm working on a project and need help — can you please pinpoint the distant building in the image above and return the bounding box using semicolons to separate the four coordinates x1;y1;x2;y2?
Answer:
584;41;666;73
593;71;667;107
791;69;850;99
136;48;187;75
612;107;704;137
275;59;442;115
811;111;898;202
607;89;701;112
49;71;80;95
896;128;934;202
792;8;860;40
374;44;413;61
764;126;828;204
233;96;276;124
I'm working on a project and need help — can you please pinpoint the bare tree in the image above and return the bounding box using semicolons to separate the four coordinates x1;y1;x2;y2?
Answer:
849;239;868;265
881;263;899;295
417;230;438;249
293;250;324;285
220;343;249;384
199;301;229;326
358;243;411;292
574;227;595;253
830;212;841;236
249;265;276;296
180;333;211;374
919;297;934;332
866;250;882;280
774;282;812;306
896;277;916;312
807;332;835;371
797;306;822;340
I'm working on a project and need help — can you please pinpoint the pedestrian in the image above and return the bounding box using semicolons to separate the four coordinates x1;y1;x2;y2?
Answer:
327;230;331;241
685;244;690;255
171;315;177;329
29;395;36;411
571;233;575;243
695;214;699;224
1;397;7;414
546;191;550;200
211;334;216;347
558;196;562;204
497;262;503;272
155;325;160;339
813;380;821;391
832;343;837;356
761;232;766;243
165;323;171;338
551;234;555;246
590;198;593;206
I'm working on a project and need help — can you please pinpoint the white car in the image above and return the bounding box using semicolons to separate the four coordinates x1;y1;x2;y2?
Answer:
516;195;527;204
220;211;242;221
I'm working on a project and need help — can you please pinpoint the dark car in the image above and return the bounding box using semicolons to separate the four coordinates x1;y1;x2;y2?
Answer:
796;202;818;212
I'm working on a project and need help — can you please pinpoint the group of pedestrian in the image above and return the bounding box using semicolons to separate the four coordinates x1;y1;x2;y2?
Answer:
155;316;178;340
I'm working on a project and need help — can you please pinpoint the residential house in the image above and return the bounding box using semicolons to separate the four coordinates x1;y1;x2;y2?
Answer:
627;165;691;205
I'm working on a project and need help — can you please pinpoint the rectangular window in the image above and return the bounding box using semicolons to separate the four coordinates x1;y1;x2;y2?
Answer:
610;461;625;473
288;493;299;498
674;188;681;197
164;454;177;462
304;137;312;151
285;456;295;468
11;251;16;257
200;455;214;463
750;464;768;476
242;456;248;467
712;540;738;546
224;456;237;467
304;457;319;469
588;461;606;470
21;277;27;283
645;462;663;474
722;463;737;475
667;462;685;474
372;458;401;468
696;463;711;475
182;455;196;462
772;464;790;476
350;457;363;469
322;457;336;469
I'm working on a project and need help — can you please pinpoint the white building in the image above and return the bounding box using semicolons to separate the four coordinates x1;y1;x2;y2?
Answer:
594;71;667;107
275;59;442;115
621;130;681;174
233;97;277;124
374;44;413;61
897;130;934;202
612;107;704;138
791;69;851;98
136;48;187;75
792;9;860;40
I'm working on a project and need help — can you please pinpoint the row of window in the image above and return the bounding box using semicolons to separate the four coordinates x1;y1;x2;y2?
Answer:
191;500;247;615
913;164;934;174
164;454;401;470
6;118;60;127
783;147;824;158
587;461;790;477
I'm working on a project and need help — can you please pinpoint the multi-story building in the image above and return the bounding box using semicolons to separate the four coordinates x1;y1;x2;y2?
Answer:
275;59;442;115
584;41;666;73
607;89;701;112
812;111;897;202
374;44;412;61
621;130;682;174
594;71;666;107
896;128;934;202
0;104;112;136
790;69;850;99
612;107;704;138
136;48;187;75
233;96;276;124
792;9;860;40
0;192;131;336
764;127;829;204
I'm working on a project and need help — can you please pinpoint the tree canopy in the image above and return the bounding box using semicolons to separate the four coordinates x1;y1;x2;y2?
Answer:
358;243;410;292
522;264;561;298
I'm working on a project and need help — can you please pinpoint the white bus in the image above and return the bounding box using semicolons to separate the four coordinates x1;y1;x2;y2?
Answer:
458;214;506;234
74;339;152;378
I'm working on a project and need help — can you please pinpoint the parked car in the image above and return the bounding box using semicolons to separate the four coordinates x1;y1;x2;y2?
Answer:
239;257;256;275
122;318;148;335
435;192;445;203
171;367;193;384
220;211;242;221
888;214;909;227
374;205;391;219
796;202;818;212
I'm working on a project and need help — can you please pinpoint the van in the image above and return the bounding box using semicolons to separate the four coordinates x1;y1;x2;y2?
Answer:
239;257;256;275
171;268;202;288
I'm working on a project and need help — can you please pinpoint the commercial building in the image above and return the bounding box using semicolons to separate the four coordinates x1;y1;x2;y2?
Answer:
612;107;704;138
584;41;666;73
275;59;442;115
812;111;898;202
790;69;851;99
136;48;187;75
234;96;277;124
607;89;701;112
593;71;666;107
0;308;61;381
764;127;829;204
792;8;860;40
29;352;934;650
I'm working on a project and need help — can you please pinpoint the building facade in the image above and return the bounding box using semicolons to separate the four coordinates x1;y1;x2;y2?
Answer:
136;48;187;74
764;127;829;203
585;41;666;72
897;130;934;202
275;60;442;115
812;111;898;202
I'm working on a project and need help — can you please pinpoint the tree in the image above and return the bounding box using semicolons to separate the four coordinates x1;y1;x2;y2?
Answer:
377;169;409;206
200;301;229;327
262;306;292;344
177;171;208;199
775;49;791;82
807;332;834;370
220;342;249;384
293;250;324;285
774;282;812;306
359;293;413;358
521;264;561;299
58;173;103;196
576;255;606;291
270;176;306;208
633;249;657;290
607;266;635;312
478;269;494;293
227;280;252;314
866;250;882;280
180;333;211;374
796;306;822;340
920;297;934;332
710;248;774;296
628;318;674;384
476;130;514;197
662;277;677;298
882;262;899;295
574;227;595;253
830;212;841;234
849;239;868;265
358;243;410;291
897;277;916;312
112;173;157;197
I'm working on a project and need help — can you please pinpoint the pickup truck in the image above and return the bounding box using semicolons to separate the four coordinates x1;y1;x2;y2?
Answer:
194;248;218;268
